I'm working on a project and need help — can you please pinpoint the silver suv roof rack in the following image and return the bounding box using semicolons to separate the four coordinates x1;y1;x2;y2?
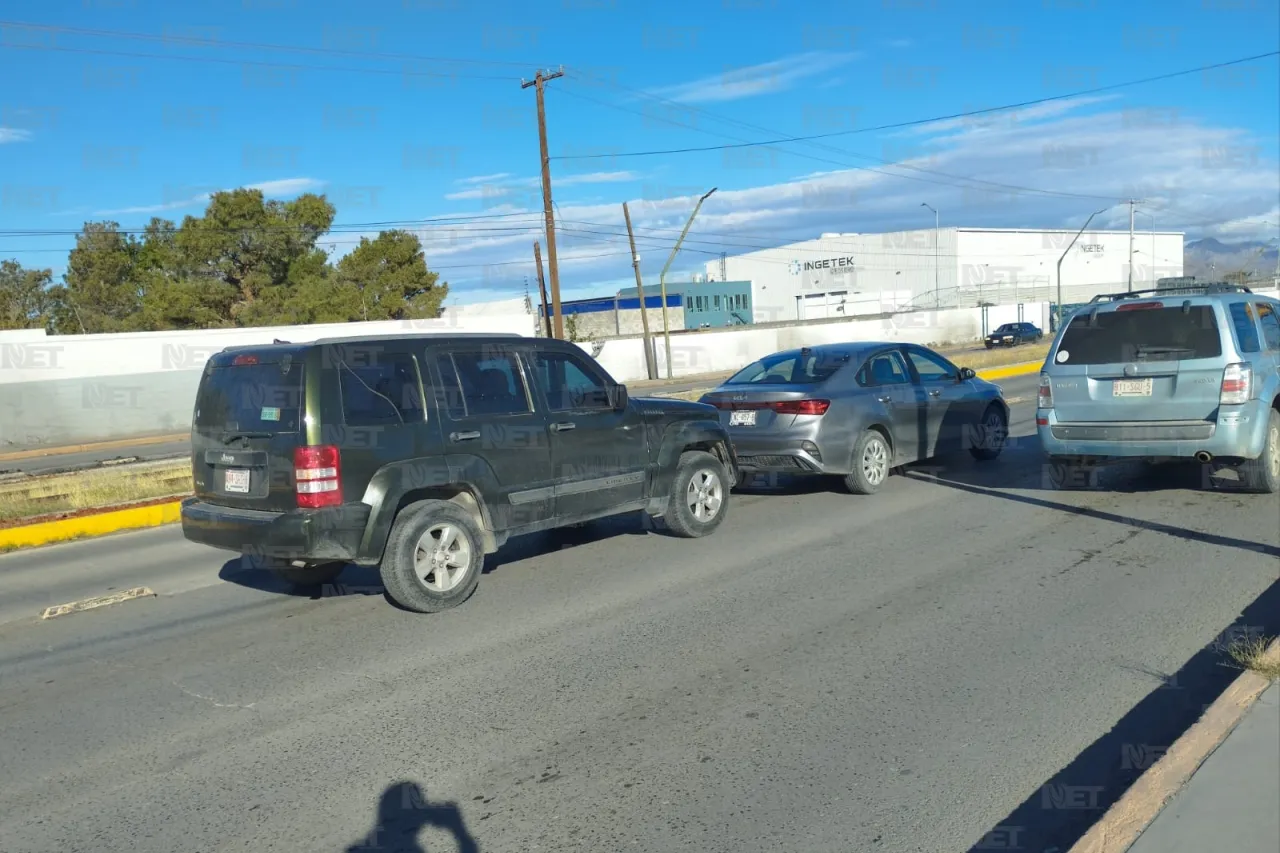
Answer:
1088;283;1252;304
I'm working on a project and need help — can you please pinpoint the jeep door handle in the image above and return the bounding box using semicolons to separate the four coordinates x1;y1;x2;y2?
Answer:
927;389;942;398
551;422;576;432
449;430;480;442
877;395;893;404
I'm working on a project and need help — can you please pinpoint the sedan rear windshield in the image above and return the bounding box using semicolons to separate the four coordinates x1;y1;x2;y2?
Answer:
725;350;850;385
1056;305;1222;366
194;362;304;432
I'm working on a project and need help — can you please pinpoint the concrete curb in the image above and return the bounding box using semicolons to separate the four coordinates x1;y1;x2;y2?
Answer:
0;432;188;462
0;362;1043;552
1067;637;1280;853
0;499;183;552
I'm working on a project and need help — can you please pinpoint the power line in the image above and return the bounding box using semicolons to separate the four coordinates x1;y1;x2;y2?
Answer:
552;51;1280;161
556;75;1119;204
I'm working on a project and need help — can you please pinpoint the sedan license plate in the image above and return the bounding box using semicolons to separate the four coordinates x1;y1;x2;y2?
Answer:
224;468;251;493
1113;378;1153;397
729;410;757;427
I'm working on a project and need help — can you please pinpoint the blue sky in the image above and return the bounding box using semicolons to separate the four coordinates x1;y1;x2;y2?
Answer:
1;0;1277;304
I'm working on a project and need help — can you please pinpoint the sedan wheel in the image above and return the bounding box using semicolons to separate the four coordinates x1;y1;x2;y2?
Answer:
970;405;1008;461
844;430;891;495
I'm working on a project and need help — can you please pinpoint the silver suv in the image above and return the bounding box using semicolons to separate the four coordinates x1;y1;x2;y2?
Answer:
1036;284;1280;492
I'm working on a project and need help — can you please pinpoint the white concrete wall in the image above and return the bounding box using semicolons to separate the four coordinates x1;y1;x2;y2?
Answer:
0;315;532;449
590;302;1044;383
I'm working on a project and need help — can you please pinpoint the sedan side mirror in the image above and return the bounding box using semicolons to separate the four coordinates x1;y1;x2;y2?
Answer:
610;383;629;410
958;367;977;381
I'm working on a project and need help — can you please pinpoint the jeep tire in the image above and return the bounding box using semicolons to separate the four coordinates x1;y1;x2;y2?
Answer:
663;450;729;538
268;560;345;588
1239;408;1280;494
380;499;485;613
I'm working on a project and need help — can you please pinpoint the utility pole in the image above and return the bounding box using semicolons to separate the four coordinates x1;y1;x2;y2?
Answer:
1125;199;1146;291
533;241;552;338
522;67;565;339
659;188;717;379
623;202;657;380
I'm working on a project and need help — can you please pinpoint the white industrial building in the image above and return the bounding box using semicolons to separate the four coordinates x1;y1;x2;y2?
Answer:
703;227;1185;323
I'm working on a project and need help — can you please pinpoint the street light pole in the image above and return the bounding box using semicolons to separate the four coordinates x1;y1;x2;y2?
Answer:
1056;206;1109;330
921;202;939;308
659;187;717;379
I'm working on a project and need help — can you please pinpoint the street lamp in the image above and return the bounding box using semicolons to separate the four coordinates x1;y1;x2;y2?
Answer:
1056;206;1110;330
921;203;939;308
659;187;717;379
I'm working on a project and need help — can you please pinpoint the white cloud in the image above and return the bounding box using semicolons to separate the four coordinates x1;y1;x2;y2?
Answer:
903;95;1121;137
93;177;326;216
443;171;641;201
386;102;1277;298
648;52;859;104
0;127;32;143
456;173;513;186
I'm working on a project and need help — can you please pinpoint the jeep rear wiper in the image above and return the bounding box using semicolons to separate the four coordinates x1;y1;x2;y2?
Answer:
221;431;273;443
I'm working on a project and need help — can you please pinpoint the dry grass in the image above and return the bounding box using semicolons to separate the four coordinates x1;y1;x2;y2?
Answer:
951;341;1052;370
1225;635;1280;681
0;461;191;523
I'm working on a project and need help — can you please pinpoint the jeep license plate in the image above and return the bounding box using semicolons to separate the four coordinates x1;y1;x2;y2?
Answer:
224;468;250;493
1113;379;1153;397
730;410;757;427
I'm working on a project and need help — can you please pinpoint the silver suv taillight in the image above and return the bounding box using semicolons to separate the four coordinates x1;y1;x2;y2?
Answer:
1037;373;1053;409
1220;363;1252;406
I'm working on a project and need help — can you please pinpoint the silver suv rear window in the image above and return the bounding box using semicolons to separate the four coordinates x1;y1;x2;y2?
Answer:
1056;305;1222;365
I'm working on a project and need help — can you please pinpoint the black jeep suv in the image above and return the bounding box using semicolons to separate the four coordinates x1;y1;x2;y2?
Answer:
180;334;738;613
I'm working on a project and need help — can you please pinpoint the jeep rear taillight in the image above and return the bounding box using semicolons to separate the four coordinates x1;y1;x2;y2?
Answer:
1220;363;1252;406
294;445;342;508
1037;373;1054;410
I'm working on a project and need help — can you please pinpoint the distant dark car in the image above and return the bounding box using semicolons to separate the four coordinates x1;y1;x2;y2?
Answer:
699;342;1009;495
180;334;738;613
984;322;1043;348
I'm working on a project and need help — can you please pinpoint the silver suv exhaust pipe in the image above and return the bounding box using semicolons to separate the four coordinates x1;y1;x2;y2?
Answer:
1195;451;1213;463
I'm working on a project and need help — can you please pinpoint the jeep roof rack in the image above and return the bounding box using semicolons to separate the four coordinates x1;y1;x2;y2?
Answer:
1087;283;1252;304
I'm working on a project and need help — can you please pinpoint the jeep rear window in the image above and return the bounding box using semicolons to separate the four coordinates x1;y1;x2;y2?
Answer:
194;362;303;432
1056;305;1222;365
725;350;850;385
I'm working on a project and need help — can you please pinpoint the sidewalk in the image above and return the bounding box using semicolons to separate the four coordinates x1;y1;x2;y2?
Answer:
1127;680;1279;853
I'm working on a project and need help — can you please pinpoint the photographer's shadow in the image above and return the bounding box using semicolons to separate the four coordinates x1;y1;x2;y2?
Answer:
346;781;479;853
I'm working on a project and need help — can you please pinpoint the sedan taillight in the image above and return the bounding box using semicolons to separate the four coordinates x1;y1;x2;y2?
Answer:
774;399;830;416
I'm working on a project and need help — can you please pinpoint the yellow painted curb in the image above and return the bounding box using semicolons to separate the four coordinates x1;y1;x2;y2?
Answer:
0;432;188;462
0;500;183;551
41;586;156;620
978;362;1042;381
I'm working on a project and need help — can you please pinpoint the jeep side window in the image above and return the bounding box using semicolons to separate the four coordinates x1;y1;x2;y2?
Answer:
1258;303;1280;351
535;351;611;411
436;350;531;418
338;354;424;426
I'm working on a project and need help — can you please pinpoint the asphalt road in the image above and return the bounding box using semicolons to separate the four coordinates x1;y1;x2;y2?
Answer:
4;374;1277;853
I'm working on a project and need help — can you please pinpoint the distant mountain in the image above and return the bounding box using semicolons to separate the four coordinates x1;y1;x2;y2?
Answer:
1184;238;1279;279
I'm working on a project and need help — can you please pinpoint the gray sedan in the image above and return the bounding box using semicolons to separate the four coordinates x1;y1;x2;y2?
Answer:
699;341;1010;494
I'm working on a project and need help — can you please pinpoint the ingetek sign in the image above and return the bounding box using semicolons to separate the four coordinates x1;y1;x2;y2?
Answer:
796;256;856;273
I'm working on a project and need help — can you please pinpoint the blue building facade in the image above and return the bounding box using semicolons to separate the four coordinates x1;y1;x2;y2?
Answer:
620;280;753;328
537;293;681;319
